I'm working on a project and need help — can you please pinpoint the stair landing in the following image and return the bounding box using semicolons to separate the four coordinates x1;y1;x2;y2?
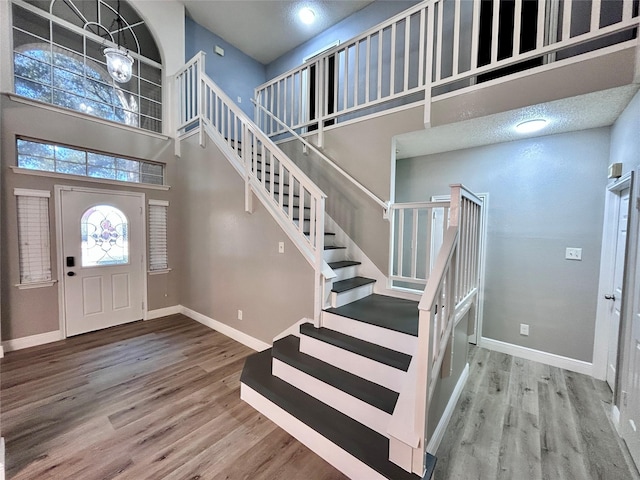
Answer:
325;294;420;336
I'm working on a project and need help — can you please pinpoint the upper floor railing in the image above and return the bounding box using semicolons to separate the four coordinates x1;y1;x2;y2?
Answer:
176;52;327;323
255;0;639;140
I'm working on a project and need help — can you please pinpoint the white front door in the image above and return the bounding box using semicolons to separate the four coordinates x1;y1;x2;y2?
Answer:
607;188;630;390
59;187;144;336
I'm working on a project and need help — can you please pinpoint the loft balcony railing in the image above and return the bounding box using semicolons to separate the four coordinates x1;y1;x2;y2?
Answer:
255;0;639;143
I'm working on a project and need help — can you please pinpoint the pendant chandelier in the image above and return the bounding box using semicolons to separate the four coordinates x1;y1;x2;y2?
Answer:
104;0;133;83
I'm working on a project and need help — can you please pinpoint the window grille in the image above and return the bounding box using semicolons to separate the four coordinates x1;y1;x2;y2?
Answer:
17;138;164;186
12;0;163;133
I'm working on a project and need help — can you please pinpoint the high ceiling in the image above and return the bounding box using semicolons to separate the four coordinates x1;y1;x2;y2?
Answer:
180;0;375;65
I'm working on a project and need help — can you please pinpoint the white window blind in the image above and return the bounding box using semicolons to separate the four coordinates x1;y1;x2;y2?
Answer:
15;189;52;284
149;200;168;271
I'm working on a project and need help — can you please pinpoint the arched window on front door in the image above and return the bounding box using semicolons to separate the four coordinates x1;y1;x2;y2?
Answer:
81;205;129;267
11;0;163;133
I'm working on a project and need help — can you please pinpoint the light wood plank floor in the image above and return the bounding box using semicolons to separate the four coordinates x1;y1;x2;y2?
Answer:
435;345;640;480
3;315;639;479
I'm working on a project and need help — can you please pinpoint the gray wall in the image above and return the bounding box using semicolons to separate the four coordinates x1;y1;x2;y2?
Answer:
397;128;612;362
176;135;315;344
278;105;425;273
0;96;180;340
185;16;266;119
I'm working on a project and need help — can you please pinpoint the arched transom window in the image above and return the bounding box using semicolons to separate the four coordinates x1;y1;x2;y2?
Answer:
12;0;163;133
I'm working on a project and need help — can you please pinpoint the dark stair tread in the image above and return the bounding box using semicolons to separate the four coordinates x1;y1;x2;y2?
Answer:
241;349;435;480
325;294;419;337
324;245;346;251
305;231;335;236
328;260;361;270
299;323;411;372
331;276;376;293
273;336;398;414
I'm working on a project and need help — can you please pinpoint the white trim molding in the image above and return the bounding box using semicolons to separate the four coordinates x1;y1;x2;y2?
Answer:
181;306;271;352
145;305;182;320
2;330;64;352
480;337;593;376
427;363;470;454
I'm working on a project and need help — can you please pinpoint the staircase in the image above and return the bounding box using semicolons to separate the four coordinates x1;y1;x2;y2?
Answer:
241;238;436;479
175;51;481;480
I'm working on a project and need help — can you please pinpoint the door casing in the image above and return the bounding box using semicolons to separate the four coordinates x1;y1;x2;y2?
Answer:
594;172;632;382
54;185;148;337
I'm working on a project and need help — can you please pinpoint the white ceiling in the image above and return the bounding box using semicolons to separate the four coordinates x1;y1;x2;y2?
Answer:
180;0;375;64
395;85;640;160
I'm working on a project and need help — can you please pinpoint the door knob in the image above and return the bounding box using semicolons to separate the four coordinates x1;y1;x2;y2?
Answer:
604;294;615;301
67;271;76;277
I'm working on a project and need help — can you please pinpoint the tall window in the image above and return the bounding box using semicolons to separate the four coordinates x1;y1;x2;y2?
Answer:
15;188;53;287
12;0;163;133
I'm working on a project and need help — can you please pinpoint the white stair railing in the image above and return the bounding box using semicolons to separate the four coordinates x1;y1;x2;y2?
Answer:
176;52;327;323
388;184;482;476
389;201;451;291
255;0;639;139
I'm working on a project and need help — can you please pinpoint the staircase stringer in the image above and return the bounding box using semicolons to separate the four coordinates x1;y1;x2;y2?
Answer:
175;51;329;324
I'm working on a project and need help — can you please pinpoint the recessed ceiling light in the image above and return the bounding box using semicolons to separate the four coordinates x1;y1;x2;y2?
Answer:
299;7;316;25
515;119;548;133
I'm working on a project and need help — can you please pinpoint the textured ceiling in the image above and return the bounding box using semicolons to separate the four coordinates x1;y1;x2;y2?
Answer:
181;0;375;64
395;85;640;160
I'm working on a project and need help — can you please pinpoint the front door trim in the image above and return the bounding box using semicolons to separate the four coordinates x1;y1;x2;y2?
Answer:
54;185;148;337
594;172;633;381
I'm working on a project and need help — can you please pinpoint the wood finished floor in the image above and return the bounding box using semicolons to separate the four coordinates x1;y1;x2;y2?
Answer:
2;315;639;479
436;345;640;480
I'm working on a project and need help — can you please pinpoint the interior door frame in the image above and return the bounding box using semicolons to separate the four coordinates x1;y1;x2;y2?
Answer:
619;167;640;456
594;172;633;383
54;185;148;338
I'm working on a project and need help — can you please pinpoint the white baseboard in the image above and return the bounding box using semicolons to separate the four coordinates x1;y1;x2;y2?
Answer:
2;330;64;352
241;383;387;480
426;363;470;454
273;318;310;342
0;437;4;480
145;305;182;320
480;337;593;376
612;405;622;435
181;306;271;352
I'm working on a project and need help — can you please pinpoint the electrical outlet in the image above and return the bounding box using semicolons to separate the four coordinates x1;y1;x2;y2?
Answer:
237;96;242;103
520;323;529;336
237;309;243;321
565;247;582;261
278;242;285;254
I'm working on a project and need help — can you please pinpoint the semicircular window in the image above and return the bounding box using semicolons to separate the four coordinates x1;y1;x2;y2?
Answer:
12;0;162;133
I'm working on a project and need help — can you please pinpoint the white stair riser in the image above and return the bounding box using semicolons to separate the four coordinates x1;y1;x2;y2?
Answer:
272;358;391;437
240;384;388;480
321;311;417;355
299;335;406;392
332;265;359;282
323;248;347;263
330;283;374;308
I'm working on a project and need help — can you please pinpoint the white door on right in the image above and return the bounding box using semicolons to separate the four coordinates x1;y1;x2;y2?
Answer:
607;188;630;390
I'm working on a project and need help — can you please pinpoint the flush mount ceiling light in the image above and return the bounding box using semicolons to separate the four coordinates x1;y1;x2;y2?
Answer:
515;118;548;134
299;7;316;25
104;0;133;83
